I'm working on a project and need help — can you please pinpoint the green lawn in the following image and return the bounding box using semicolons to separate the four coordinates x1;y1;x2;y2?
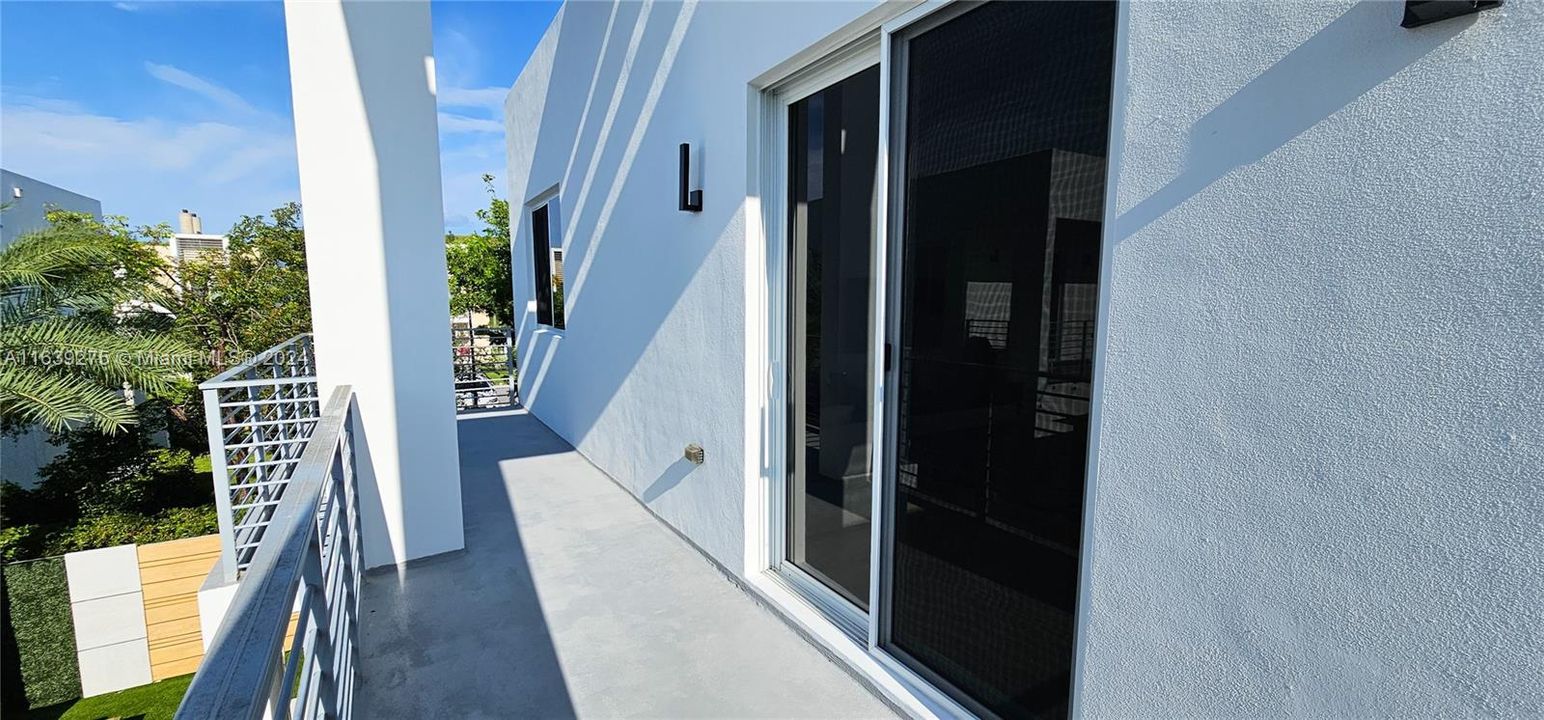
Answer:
23;674;193;720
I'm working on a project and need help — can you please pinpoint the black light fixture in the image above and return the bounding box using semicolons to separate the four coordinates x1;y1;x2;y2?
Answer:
678;142;702;212
1402;0;1502;28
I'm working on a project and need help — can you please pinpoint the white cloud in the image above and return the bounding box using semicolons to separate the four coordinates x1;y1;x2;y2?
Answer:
3;52;501;236
438;85;507;113
144;62;259;117
0;96;297;231
0;62;298;229
113;2;142;11
431;28;482;91
437;112;503;134
438;134;506;234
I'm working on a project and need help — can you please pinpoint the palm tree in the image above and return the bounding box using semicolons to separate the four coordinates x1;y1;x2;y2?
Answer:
0;215;192;433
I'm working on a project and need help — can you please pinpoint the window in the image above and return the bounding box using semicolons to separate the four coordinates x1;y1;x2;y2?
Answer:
531;200;565;329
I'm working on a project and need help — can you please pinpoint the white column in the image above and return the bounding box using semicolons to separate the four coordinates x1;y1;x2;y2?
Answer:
283;0;464;568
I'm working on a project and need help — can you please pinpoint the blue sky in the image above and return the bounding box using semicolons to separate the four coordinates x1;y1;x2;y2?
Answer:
0;0;560;234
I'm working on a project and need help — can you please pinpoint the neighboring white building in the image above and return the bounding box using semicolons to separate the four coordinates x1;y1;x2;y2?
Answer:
0;169;105;489
0;168;103;249
502;2;1542;718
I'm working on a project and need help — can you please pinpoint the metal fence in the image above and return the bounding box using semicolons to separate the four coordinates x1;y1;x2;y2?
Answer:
452;326;516;411
202;334;321;582
177;385;361;720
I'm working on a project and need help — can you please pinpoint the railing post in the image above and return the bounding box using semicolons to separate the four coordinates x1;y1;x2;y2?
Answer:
299;534;335;719
204;386;240;584
471;330;482;411
505;328;516;404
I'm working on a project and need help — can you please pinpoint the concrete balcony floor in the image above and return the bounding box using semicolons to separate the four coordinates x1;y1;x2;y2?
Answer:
355;408;895;719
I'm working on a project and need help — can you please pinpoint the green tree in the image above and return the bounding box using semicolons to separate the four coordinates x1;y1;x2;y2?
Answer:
163;202;311;374
0;211;192;434
445;174;513;326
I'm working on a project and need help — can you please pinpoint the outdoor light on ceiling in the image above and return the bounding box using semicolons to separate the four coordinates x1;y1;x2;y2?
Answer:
1402;0;1502;28
679;142;703;213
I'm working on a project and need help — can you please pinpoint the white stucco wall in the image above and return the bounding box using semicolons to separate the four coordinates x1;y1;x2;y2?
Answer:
0;169;103;248
1079;1;1542;716
504;0;882;570
504;0;1542;715
284;0;465;569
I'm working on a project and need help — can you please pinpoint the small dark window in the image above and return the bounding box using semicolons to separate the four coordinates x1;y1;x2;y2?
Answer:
531;202;564;329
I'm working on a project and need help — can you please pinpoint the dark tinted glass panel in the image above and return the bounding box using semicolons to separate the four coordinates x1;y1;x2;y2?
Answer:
887;3;1115;718
787;66;880;609
532;204;553;326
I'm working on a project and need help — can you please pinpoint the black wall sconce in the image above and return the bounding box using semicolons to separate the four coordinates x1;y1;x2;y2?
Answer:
1402;0;1502;28
679;142;702;212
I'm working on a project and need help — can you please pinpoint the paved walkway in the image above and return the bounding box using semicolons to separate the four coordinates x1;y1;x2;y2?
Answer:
356;408;895;719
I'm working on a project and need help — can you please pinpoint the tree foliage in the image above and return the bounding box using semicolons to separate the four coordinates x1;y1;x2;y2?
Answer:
446;174;513;326
0;211;193;434
0;405;213;562
1;204;309;563
160;202;311;375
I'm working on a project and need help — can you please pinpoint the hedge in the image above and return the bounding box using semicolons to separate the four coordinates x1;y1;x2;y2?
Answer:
0;505;218;563
2;558;81;708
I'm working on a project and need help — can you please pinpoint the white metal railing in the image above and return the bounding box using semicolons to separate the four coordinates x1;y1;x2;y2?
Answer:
178;385;361;720
202;334;321;581
452;326;516;411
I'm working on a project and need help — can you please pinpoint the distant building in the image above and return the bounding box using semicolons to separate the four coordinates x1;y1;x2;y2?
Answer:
166;209;228;261
0;169;104;489
149;209;229;301
0;169;103;250
152;209;227;268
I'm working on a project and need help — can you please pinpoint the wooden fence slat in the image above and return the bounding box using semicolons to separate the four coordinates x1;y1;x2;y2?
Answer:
136;535;222;682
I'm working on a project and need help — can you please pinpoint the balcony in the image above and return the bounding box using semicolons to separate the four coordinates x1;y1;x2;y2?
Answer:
353;409;890;718
182;340;894;719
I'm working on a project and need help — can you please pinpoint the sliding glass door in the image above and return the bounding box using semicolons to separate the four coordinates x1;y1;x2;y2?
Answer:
786;65;881;612
769;2;1115;716
882;2;1116;718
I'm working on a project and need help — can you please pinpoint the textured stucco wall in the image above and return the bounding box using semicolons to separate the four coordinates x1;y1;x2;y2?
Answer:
504;1;879;571
1079;1;1543;716
504;0;1543;715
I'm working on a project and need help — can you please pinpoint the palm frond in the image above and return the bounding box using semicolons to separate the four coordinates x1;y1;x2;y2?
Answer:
0;365;138;433
0;227;121;294
0;317;196;396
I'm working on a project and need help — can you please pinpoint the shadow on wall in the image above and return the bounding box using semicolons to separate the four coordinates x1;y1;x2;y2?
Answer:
508;0;1483;474
511;0;731;461
355;412;576;718
1116;1;1474;241
642;456;698;503
345;396;392;580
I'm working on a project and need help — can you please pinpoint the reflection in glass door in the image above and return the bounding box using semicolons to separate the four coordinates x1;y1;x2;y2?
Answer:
787;65;881;610
884;2;1116;718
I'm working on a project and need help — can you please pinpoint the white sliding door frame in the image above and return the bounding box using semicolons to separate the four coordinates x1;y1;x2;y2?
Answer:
761;32;882;645
745;1;1129;717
